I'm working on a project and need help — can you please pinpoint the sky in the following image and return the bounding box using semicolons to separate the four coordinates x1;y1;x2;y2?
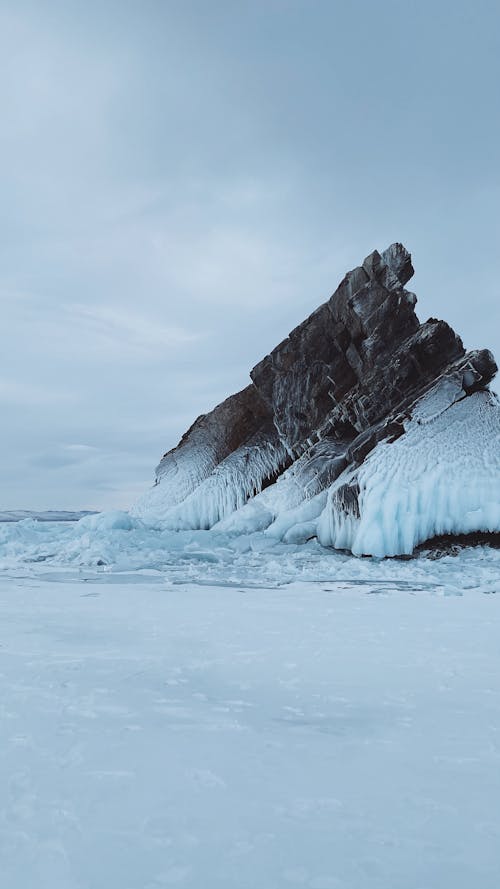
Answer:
1;0;499;510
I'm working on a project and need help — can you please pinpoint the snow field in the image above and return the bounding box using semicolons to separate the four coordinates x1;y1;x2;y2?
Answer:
1;574;500;889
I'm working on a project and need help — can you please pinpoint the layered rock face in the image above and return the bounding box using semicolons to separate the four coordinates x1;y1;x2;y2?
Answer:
133;244;500;556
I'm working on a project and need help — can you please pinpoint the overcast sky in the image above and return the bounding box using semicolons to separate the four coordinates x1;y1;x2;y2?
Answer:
1;0;499;510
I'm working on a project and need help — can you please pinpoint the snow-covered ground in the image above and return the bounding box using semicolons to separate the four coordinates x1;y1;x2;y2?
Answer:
1;517;500;888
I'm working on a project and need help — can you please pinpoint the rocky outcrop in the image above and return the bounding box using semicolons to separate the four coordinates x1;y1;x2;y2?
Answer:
133;244;499;556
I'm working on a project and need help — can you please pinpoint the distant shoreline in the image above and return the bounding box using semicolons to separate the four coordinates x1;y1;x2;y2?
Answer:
0;510;99;523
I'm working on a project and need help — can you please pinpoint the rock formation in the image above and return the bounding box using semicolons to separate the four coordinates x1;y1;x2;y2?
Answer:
133;244;500;557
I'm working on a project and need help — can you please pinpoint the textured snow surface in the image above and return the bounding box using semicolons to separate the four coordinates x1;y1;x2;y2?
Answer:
1;565;500;889
133;387;500;557
2;517;500;886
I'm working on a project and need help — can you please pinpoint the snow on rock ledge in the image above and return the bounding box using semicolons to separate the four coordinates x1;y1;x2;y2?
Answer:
132;244;499;557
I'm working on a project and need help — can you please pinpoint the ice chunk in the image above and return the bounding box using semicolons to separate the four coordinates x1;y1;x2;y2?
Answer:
78;511;141;532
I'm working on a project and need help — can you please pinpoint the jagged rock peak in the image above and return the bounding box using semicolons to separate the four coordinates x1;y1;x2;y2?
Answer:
132;243;499;557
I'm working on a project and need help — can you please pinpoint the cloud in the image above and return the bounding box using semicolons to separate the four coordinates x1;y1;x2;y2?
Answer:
0;379;72;407
68;304;200;353
29;443;100;470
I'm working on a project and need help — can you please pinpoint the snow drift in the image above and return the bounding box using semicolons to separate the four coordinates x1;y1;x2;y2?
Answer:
133;244;500;557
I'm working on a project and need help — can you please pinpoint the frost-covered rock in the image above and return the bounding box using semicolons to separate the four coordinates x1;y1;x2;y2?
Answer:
133;243;499;556
317;387;500;556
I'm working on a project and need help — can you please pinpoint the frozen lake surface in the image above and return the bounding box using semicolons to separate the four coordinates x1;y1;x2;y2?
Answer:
1;518;500;887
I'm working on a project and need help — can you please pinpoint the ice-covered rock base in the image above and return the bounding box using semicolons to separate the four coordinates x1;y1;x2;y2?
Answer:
317;388;500;557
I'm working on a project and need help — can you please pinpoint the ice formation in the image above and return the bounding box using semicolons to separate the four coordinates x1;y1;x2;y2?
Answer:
317;387;500;556
133;243;500;557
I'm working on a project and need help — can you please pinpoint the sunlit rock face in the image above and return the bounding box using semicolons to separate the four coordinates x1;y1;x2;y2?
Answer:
132;244;500;556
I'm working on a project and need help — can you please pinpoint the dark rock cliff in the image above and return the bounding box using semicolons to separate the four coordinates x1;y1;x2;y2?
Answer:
152;243;496;506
